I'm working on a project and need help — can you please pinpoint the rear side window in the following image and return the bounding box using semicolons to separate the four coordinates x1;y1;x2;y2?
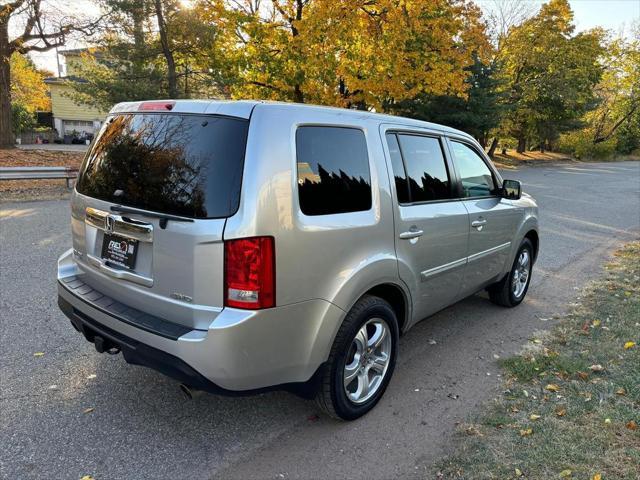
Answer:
296;126;372;216
76;113;249;218
396;134;451;202
450;141;496;198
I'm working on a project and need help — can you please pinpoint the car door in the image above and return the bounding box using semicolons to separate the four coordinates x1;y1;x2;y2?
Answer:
384;130;469;322
446;138;521;296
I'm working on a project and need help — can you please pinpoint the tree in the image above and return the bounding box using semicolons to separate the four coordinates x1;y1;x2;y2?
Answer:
390;54;504;148
10;51;51;112
202;0;489;111
0;0;105;147
68;0;221;109
498;0;605;152
590;32;640;146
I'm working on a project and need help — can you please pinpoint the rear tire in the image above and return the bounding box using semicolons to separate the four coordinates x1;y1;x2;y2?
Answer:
488;238;533;307
315;295;399;420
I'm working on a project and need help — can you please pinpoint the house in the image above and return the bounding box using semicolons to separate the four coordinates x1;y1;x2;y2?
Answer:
44;49;108;139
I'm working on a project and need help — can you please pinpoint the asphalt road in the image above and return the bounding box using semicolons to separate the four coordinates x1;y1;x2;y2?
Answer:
1;161;639;480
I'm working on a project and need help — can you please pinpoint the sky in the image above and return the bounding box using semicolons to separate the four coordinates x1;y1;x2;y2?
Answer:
25;0;640;76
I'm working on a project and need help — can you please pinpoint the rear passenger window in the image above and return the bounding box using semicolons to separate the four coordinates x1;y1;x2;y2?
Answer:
296;126;372;216
397;134;451;202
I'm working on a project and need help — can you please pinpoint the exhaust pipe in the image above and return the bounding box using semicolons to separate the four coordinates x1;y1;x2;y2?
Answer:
179;383;205;400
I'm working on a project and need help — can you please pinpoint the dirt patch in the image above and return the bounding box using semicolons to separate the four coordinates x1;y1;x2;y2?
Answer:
0;148;85;202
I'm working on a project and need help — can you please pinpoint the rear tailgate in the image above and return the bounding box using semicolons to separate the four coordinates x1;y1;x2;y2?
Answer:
69;108;250;331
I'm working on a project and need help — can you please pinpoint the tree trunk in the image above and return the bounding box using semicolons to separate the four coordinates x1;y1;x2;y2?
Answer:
487;137;499;158
516;136;526;154
0;17;13;148
478;135;487;149
154;0;178;98
293;84;304;103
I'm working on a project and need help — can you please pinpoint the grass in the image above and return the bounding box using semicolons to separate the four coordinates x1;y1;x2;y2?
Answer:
435;241;640;480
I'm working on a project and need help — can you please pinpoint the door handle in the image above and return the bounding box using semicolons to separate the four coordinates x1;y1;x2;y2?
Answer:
471;219;487;230
399;228;424;240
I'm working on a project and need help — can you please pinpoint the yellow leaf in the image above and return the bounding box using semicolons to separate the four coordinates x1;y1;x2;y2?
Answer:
545;384;560;392
83;407;95;414
80;476;94;480
592;320;601;327
615;387;626;395
515;468;523;476
592;475;601;480
519;428;533;437
623;341;636;350
33;352;45;357
530;414;541;421
604;418;611;424
559;469;572;478
555;407;567;417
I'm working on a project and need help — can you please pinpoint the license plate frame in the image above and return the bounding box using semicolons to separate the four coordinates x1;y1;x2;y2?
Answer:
101;233;139;270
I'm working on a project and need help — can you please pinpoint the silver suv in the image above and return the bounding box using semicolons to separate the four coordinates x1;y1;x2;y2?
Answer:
57;100;538;420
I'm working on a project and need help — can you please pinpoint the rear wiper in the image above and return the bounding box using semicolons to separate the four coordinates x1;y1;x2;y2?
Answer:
110;204;194;229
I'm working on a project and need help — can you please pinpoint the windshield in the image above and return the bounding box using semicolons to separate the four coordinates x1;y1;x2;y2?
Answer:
76;113;249;218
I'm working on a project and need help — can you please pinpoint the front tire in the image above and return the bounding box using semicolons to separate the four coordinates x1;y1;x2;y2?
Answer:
315;295;399;420
488;238;534;307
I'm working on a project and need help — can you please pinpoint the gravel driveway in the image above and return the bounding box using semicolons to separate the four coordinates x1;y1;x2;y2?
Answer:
1;161;638;480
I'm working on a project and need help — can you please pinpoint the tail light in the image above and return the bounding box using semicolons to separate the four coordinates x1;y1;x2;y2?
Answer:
224;237;275;309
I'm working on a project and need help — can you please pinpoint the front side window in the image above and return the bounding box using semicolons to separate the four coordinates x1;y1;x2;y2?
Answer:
396;134;451;202
450;141;496;198
296;126;372;216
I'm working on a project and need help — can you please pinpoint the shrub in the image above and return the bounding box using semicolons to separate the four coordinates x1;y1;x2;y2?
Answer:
11;103;36;136
557;130;617;160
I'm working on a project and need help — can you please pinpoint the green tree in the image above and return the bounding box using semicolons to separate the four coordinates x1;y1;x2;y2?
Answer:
499;0;604;152
390;55;504;149
69;0;222;109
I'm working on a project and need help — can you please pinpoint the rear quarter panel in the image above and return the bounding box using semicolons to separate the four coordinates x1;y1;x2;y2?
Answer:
223;105;402;316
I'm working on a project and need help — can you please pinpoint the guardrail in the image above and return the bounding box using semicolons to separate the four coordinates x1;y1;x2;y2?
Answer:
0;166;79;188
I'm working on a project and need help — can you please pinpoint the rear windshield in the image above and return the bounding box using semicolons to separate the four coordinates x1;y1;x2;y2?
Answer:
76;113;249;218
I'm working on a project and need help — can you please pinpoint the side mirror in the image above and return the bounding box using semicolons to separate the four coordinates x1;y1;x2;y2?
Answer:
501;179;522;200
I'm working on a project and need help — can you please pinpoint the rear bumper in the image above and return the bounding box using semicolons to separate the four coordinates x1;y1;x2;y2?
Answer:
57;249;344;392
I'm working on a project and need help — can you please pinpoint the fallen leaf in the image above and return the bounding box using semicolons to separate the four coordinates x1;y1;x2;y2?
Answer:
615;387;626;395
87;374;97;380
530;414;541;421
515;468;523;477
604;418;611;424
577;371;589;380
555;407;567;417
559;469;572;478
519;428;533;437
626;420;638;431
624;341;636;350
592;319;601;327
33;352;45;357
428;339;437;345
80;476;94;480
589;364;604;372
83;407;94;414
592;474;602;480
532;338;542;344
545;384;560;392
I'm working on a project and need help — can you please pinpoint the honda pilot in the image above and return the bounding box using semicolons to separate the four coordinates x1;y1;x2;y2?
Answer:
57;100;539;420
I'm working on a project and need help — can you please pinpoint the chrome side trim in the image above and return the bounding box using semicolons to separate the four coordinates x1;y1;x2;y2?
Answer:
420;242;512;281
421;257;467;281
467;242;511;263
87;254;154;287
85;207;153;243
